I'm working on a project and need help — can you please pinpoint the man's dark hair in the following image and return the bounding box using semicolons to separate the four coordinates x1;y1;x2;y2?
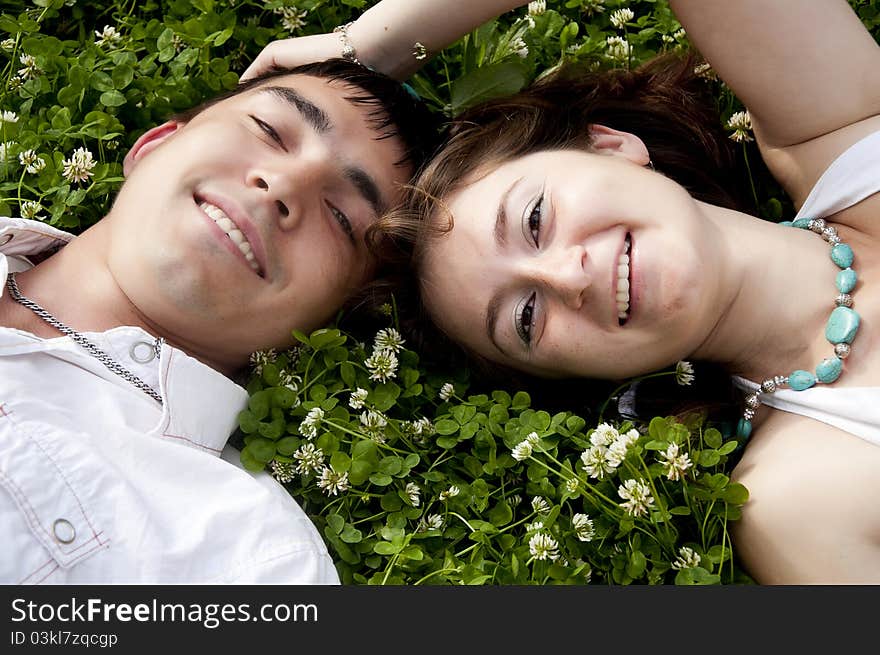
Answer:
172;58;441;172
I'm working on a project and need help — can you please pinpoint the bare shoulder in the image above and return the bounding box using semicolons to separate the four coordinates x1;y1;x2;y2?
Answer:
730;411;880;584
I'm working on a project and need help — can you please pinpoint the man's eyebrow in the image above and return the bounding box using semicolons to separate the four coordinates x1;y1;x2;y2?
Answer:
259;86;331;133
344;166;384;217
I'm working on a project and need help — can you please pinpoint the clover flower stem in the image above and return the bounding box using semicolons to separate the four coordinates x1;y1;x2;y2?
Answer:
449;512;476;532
742;143;760;214
380;552;401;585
632;452;675;544
427;452;455;473
527;454;618;509
413;568;463;585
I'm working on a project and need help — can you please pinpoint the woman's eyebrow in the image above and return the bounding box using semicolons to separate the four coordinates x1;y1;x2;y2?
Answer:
258;86;331;133
494;176;524;249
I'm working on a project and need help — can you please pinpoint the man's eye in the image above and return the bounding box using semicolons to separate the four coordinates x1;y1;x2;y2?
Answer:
525;194;544;247
515;291;537;345
329;204;354;240
249;115;284;148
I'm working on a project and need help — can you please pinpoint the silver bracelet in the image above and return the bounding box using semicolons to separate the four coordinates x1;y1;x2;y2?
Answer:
333;21;360;65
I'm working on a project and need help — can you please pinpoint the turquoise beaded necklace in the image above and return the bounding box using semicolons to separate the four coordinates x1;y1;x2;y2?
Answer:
736;217;859;441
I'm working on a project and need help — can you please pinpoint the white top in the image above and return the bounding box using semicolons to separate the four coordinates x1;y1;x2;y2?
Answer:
732;130;880;447
0;217;339;584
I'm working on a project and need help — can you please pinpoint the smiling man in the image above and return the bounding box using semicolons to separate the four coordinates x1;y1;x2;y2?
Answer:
0;60;437;584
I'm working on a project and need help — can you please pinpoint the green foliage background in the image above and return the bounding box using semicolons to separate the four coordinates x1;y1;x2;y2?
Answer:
3;0;879;585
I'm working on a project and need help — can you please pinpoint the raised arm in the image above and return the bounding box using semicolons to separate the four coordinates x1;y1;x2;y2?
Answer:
242;0;526;81
670;0;880;149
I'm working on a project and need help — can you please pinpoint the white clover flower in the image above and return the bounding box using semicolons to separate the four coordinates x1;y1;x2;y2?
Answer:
1;38;14;51
693;62;717;81
607;428;639;467
581;0;605;16
61;147;96;184
610;8;634;29
411;416;434;436
672;546;702;570
277;6;308;33
525;520;544;533
7;76;22;91
511;439;533;462
512;37;529;58
439;485;460;501
605;35;631;61
580;444;618;479
528;533;560;561
727;110;754;143
373;327;405;353
531;496;551;514
674;28;687;40
0;110;18;126
405;482;421;507
590;422;618;447
438;382;455;401
20;200;43;220
317;467;350;496
618;478;655;517
675;360;695;386
572;513;595;542
425;513;444;530
348;387;368;409
278;371;301;395
95;25;122;47
378;302;393;316
359;409;387;432
564;478;580;495
364;348;398;382
300;407;325;439
293;442;324;475
658;442;693;481
661;33;675;43
17;53;41;80
270;459;296;483
18;149;45;175
249;348;277;375
0;141;15;161
528;0;546;16
526;431;541;445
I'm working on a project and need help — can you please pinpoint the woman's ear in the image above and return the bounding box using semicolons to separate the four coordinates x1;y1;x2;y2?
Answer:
588;123;651;166
122;121;182;176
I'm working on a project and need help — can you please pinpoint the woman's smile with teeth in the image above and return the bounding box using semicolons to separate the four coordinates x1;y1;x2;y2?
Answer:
198;200;261;274
616;235;631;325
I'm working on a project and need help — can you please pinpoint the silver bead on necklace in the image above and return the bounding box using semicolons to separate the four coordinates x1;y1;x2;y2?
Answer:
5;273;164;405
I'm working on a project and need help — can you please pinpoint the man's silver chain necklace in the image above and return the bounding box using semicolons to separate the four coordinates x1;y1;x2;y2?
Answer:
5;273;164;405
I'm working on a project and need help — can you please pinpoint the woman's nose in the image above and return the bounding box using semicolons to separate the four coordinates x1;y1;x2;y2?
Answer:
542;244;590;309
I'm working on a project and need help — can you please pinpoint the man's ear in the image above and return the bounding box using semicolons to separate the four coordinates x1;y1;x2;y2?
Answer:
123;121;183;176
588;124;651;166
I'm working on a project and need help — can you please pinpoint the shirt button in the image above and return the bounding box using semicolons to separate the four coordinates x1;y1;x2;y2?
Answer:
52;518;76;544
130;340;156;363
0;234;13;246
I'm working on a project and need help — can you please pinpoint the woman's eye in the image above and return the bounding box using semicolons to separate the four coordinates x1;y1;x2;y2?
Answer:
249;115;284;148
525;194;544;247
329;204;354;240
515;291;537;345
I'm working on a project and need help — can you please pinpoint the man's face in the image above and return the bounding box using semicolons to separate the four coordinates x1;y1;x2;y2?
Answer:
106;73;410;371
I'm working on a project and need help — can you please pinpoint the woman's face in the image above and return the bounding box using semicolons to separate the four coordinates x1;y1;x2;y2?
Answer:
420;146;730;380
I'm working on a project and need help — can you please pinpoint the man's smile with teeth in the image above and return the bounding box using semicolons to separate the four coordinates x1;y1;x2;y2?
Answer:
198;200;262;275
616;234;631;325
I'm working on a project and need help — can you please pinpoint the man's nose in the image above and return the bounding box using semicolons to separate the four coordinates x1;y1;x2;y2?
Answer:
540;244;590;309
247;151;332;230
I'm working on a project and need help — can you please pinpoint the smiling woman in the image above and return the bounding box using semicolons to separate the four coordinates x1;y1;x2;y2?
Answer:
358;0;880;583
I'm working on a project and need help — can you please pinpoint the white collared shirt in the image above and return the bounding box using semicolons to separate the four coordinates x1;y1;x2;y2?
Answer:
0;217;339;584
